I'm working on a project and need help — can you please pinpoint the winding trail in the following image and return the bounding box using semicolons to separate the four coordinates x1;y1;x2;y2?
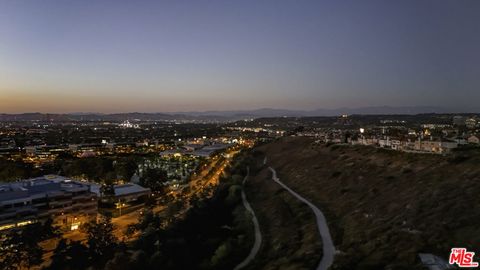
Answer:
268;167;335;270
233;167;262;270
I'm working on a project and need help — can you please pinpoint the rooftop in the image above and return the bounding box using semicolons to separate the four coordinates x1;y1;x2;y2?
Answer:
0;175;91;203
89;183;150;197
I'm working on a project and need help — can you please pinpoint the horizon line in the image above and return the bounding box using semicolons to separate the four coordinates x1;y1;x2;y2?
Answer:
1;105;479;115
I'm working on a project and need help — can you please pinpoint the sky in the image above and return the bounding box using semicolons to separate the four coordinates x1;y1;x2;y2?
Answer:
0;0;479;113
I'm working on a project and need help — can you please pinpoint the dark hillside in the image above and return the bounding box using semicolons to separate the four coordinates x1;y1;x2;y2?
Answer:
250;137;480;269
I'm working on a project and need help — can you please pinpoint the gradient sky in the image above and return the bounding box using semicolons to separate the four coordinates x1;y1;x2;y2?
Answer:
1;0;479;113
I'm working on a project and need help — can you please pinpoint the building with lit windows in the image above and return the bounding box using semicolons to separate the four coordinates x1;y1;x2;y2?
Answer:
0;175;97;231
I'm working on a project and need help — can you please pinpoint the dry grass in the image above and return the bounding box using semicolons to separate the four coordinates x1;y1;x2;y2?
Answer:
244;168;322;270
247;137;480;269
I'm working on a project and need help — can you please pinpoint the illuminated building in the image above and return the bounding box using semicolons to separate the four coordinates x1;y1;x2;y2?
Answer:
0;175;97;231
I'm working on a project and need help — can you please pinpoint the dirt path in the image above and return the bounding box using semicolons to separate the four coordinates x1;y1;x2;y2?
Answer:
269;167;335;270
233;167;262;270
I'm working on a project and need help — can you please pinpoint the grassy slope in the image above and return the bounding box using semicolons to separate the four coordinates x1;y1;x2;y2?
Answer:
249;137;480;269
244;168;322;270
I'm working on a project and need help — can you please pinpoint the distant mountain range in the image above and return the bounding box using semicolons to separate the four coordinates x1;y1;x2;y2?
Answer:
0;106;476;122
173;106;458;118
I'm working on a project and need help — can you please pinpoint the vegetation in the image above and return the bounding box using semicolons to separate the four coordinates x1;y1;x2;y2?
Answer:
0;154;140;183
253;137;480;269
84;216;119;265
0;158;38;181
56;156;139;182
236;150;323;270
139;168;169;192
49;239;90;270
107;154;256;270
40;154;255;270
46;216;120;270
0;218;59;270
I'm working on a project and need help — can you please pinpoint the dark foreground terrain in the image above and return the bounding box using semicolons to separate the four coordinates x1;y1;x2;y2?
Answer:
244;137;480;269
4;137;479;270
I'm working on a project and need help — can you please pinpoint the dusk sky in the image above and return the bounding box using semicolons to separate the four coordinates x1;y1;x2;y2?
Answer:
1;0;479;113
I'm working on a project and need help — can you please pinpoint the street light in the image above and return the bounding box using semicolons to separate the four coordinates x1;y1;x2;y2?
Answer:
116;200;126;216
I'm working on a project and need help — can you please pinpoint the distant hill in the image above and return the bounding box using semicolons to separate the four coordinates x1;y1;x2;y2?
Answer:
0;106;474;122
0;112;230;122
173;106;454;118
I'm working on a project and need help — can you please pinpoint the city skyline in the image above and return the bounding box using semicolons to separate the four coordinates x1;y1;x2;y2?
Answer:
1;0;480;113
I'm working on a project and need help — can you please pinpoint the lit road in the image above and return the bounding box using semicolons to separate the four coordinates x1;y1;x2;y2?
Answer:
184;149;240;201
37;146;243;269
268;167;335;270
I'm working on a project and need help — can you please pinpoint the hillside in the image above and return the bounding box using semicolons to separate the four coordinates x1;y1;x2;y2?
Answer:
245;137;480;269
243;167;323;270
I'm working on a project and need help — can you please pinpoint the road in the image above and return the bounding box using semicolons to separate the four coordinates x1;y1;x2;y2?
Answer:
233;167;262;270
37;148;241;269
268;167;335;270
183;149;240;202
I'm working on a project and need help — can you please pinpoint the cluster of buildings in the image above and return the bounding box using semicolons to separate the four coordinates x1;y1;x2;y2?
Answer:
304;115;480;154
311;130;479;154
226;125;285;137
136;155;199;186
0;138;16;149
351;136;460;154
160;141;233;158
0;140;171;169
0;175;151;232
118;120;140;129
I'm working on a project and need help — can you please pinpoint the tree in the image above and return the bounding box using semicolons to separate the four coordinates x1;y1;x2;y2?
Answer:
126;209;162;240
225;185;242;205
116;157;138;181
0;158;35;182
84;216;118;265
140;168;168;192
149;251;166;269
104;252;132;270
139;210;161;229
49;238;69;270
210;241;232;267
46;240;90;270
101;182;115;196
134;226;158;255
0;224;45;269
65;241;89;269
165;200;184;223
231;174;244;185
130;250;148;269
42;217;61;238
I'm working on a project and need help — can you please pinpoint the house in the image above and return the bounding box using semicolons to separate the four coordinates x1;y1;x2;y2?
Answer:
415;140;440;152
390;139;402;150
452;137;468;145
440;141;458;152
468;135;480;144
365;138;378;145
414;139;458;153
403;139;416;151
466;118;477;129
378;137;391;148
